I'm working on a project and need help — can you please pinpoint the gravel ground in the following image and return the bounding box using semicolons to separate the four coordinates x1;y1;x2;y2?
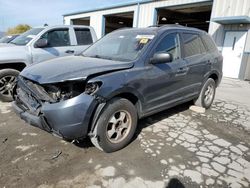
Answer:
0;78;250;188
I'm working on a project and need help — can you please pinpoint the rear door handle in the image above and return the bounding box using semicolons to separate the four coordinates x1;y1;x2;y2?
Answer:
65;50;75;54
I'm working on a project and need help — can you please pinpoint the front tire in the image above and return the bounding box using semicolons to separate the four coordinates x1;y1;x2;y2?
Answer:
195;78;216;109
0;69;20;102
90;98;138;153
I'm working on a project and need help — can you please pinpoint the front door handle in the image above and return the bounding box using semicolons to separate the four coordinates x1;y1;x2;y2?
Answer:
177;67;188;74
65;50;75;54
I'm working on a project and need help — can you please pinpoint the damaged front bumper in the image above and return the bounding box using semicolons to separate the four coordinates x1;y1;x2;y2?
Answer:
12;80;99;140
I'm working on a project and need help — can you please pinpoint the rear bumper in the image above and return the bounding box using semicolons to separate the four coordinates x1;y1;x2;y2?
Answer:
12;94;98;139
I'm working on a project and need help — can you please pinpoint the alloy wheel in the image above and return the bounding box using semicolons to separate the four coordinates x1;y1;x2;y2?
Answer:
0;75;16;98
204;84;214;106
106;110;132;143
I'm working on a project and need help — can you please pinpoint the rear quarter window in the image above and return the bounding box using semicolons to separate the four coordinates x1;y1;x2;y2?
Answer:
74;28;93;45
182;33;206;57
201;34;218;53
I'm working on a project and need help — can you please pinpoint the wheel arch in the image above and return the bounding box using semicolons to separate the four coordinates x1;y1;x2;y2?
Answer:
88;90;143;135
106;88;144;116
204;70;221;87
0;62;26;72
208;73;219;86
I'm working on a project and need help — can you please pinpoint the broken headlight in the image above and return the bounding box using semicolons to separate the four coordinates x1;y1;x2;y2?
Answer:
84;82;101;95
43;81;101;102
44;81;85;102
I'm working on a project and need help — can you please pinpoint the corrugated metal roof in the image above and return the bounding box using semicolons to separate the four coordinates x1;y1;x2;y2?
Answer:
63;0;152;16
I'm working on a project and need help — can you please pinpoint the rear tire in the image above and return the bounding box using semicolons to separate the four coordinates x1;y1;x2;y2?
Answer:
0;69;19;102
90;98;138;153
194;78;216;109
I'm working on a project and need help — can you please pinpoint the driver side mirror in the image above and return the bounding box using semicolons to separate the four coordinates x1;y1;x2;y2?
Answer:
150;52;173;64
35;38;48;48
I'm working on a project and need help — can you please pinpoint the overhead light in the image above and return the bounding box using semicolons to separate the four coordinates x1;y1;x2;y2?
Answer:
161;17;167;21
119;21;124;24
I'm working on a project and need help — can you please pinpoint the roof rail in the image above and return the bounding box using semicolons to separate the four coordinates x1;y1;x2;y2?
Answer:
148;24;185;28
114;27;131;31
148;25;161;27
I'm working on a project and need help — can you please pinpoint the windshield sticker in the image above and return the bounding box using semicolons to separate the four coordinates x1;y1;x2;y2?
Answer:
136;35;155;39
139;38;149;44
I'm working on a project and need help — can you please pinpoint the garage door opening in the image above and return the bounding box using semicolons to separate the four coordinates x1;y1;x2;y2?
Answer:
104;12;134;34
72;17;90;26
156;3;212;31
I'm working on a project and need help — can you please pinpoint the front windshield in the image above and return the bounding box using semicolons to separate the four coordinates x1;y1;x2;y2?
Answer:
10;28;44;46
0;36;10;43
83;30;156;61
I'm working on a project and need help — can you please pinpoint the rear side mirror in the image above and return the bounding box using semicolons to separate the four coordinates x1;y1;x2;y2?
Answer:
151;52;173;64
35;38;48;48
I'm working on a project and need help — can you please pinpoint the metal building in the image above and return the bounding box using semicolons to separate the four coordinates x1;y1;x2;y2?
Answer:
63;0;250;80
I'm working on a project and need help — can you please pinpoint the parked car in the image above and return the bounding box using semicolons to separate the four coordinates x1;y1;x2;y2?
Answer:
0;34;19;44
0;25;97;102
12;25;223;152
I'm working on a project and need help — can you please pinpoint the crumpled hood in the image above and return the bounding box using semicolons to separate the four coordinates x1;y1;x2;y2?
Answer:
21;56;134;84
0;44;29;62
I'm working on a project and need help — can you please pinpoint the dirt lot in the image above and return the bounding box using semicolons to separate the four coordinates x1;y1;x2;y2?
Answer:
0;78;250;188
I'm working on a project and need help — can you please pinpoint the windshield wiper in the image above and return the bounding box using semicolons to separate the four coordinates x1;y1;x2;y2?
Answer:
89;55;113;60
9;41;16;45
89;55;102;59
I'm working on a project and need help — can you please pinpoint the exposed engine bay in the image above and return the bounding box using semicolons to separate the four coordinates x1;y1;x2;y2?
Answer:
16;76;100;104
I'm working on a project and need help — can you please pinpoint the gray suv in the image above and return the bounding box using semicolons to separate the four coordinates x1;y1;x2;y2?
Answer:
0;25;97;102
13;25;223;152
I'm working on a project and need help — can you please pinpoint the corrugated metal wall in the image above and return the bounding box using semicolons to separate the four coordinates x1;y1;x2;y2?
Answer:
211;0;250;18
209;0;250;48
209;0;250;80
64;0;212;38
244;55;250;80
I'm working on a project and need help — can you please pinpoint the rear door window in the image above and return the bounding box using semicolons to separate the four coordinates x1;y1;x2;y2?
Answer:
201;34;218;53
182;33;206;57
74;28;93;45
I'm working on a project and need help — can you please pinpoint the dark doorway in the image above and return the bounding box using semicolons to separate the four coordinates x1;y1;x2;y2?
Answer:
72;17;90;26
156;3;212;31
104;12;134;34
